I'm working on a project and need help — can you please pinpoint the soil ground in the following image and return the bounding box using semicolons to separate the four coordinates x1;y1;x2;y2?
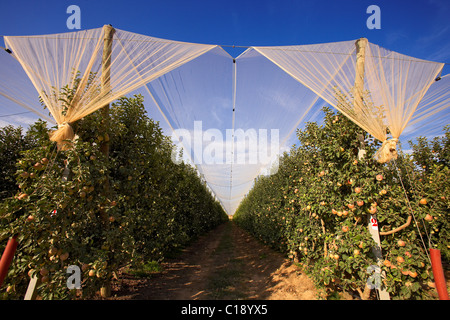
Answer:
106;221;318;300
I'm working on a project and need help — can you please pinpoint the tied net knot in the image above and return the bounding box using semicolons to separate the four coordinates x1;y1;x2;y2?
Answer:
374;138;399;164
49;122;75;151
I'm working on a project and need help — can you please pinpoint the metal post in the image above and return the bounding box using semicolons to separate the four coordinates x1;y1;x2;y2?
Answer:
0;235;18;287
430;248;449;300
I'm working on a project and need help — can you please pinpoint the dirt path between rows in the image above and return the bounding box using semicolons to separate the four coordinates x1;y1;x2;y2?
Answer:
108;221;318;300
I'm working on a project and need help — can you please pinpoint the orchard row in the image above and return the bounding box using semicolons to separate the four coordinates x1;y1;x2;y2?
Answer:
234;107;449;300
0;95;228;299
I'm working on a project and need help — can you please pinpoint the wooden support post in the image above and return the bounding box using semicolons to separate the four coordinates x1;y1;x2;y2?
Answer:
357;134;366;161
24;275;40;300
100;24;115;162
353;38;368;115
99;24;115;298
354;38;391;299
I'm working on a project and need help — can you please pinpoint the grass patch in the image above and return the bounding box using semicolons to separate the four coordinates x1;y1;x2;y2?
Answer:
128;260;163;278
213;222;233;255
208;267;247;299
207;222;247;299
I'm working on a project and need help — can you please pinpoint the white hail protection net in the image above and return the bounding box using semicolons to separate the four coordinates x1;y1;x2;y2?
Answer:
0;26;448;214
0;48;55;127
2;27;216;146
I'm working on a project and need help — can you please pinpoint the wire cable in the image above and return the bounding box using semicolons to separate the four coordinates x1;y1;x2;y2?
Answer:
0;111;33;118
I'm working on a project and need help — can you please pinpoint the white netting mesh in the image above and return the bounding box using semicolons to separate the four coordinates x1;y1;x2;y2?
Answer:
3;26;216;148
1;27;448;214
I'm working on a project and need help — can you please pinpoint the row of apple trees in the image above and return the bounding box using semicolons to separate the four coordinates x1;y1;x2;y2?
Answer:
233;106;449;300
0;94;228;299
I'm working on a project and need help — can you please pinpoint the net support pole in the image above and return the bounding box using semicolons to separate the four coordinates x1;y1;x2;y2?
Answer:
353;38;368;115
355;38;390;300
430;248;449;300
24;275;40;300
99;24;115;299
0;235;18;288
100;24;115;160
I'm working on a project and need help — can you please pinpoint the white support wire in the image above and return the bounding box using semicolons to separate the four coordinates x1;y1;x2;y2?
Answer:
391;158;432;264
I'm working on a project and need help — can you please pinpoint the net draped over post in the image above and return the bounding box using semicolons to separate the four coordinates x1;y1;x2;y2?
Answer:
0;27;448;214
3;27;216;149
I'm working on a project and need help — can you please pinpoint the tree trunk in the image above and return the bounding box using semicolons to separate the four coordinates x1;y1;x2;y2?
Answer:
357;284;372;300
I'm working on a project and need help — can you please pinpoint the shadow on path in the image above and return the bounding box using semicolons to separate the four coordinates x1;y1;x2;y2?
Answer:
109;221;317;300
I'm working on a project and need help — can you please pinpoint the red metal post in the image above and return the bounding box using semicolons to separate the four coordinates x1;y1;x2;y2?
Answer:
429;248;449;300
0;235;18;287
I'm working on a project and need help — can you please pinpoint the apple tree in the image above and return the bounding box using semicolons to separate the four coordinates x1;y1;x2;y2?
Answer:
234;106;448;299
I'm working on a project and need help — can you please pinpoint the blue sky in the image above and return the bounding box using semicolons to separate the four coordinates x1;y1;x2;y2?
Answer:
0;0;448;210
1;0;449;72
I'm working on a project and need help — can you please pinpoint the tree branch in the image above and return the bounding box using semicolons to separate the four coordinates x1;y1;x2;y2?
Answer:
379;215;412;236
